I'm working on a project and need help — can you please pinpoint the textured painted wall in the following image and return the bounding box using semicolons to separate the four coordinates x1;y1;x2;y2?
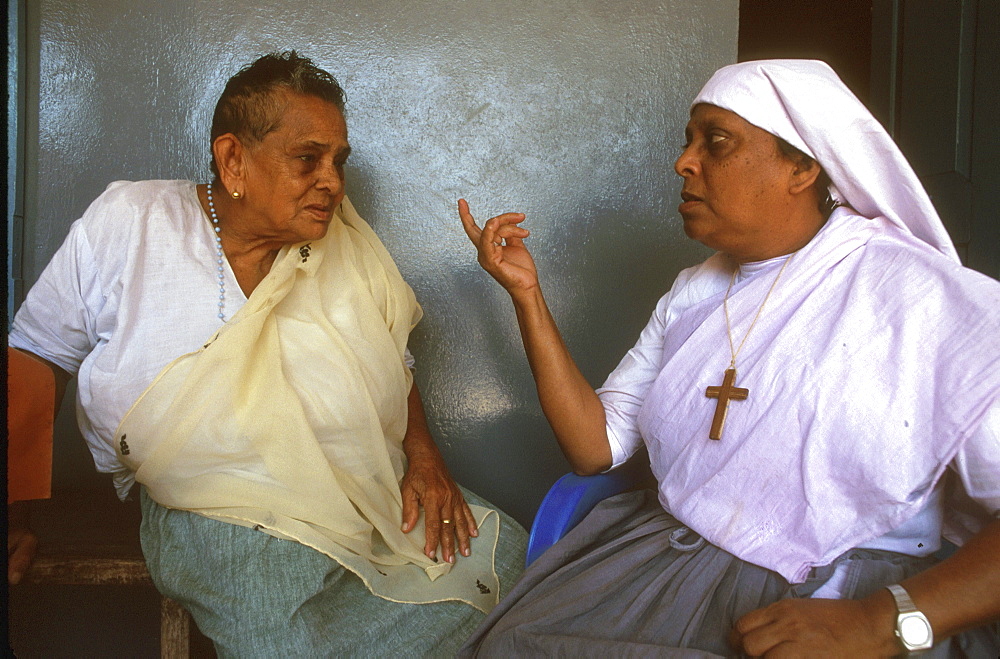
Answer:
24;0;737;526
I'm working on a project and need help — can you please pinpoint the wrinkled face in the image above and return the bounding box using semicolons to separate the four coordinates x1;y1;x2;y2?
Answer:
239;91;350;245
674;104;801;262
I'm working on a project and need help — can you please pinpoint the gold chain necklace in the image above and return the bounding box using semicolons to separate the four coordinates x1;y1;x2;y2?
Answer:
704;252;795;440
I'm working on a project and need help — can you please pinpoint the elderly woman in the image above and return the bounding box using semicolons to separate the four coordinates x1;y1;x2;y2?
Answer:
458;60;999;656
8;51;526;656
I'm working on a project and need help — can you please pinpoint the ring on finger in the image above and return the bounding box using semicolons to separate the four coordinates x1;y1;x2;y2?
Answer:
442;519;453;524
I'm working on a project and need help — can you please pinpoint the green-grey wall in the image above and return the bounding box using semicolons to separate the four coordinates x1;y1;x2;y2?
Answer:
20;0;736;527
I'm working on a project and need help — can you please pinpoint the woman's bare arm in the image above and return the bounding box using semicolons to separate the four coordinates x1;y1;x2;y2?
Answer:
458;200;612;474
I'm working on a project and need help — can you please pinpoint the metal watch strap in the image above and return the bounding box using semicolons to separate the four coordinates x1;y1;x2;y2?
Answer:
886;583;918;613
886;583;934;654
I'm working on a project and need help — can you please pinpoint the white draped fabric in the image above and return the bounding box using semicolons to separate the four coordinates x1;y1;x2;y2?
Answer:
633;207;999;582
598;60;1000;583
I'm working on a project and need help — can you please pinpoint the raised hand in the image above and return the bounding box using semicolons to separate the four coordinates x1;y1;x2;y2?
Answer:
456;198;614;474
457;199;537;296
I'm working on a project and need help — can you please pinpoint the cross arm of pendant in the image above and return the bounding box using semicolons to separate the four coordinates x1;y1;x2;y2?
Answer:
706;385;748;400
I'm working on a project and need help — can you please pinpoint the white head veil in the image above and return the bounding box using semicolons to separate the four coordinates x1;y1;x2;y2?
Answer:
693;59;958;262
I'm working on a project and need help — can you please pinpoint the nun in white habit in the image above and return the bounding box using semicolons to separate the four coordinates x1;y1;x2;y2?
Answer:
457;60;1000;656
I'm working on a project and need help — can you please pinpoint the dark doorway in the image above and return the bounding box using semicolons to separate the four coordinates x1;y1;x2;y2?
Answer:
738;0;873;105
737;0;997;277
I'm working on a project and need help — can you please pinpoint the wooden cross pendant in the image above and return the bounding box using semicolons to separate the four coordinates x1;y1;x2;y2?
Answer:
705;368;748;440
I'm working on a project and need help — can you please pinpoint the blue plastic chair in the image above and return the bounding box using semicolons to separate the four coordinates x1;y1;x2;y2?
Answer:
525;453;652;566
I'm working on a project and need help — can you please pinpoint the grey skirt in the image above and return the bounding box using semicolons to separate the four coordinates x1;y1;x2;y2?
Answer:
139;486;527;658
460;489;999;658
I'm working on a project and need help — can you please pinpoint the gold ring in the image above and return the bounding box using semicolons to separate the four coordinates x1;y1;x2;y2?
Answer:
442;519;453;524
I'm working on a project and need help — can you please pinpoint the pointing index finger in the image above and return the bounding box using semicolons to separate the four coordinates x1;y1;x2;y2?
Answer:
458;199;482;243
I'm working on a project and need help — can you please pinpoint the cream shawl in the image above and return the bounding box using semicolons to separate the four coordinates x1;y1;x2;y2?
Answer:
115;197;500;611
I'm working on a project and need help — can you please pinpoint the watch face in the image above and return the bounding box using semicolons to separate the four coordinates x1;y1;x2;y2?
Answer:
900;614;933;648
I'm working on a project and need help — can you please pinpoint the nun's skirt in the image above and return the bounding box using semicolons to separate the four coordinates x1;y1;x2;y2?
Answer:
460;489;998;658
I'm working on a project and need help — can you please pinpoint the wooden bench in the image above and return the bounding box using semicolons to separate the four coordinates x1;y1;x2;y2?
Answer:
11;487;204;657
8;347;205;656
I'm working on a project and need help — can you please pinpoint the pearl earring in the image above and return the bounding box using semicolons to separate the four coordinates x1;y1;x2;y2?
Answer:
231;190;241;199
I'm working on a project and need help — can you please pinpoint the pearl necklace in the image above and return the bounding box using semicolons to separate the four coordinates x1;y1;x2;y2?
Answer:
205;182;227;322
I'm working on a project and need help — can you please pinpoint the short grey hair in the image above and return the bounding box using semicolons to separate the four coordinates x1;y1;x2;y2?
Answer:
209;51;345;176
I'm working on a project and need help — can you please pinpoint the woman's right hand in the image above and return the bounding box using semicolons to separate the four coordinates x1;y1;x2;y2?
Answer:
458;199;538;296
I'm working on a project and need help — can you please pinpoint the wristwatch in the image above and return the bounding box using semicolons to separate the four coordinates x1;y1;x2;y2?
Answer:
886;583;934;654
